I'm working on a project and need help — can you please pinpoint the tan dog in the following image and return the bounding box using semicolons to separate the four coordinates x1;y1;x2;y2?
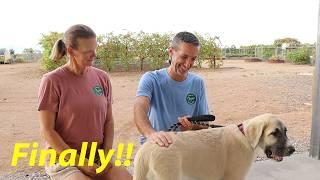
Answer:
133;113;295;180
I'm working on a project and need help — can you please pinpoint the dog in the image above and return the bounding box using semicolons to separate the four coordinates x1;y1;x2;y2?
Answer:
133;113;295;180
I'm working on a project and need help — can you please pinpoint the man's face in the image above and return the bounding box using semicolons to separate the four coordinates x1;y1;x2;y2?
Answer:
168;42;199;78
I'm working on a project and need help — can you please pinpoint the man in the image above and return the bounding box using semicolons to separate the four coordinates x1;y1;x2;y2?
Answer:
134;32;210;147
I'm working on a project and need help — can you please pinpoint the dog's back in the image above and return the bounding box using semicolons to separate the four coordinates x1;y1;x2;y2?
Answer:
134;126;254;180
134;114;295;180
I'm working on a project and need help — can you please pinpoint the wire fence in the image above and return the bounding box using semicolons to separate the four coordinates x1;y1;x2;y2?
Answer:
19;52;42;62
222;45;316;62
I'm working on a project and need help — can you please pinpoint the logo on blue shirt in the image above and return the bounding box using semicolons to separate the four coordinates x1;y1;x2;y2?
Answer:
186;93;197;104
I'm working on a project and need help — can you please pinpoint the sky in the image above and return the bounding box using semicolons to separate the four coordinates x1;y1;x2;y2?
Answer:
0;0;318;52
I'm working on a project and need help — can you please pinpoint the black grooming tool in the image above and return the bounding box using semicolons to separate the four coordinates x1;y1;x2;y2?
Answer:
168;114;223;131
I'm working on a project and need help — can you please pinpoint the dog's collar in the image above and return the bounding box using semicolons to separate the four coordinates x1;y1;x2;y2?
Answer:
237;123;245;135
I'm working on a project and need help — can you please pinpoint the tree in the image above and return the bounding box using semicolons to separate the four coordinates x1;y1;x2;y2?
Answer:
273;38;301;47
117;32;135;70
23;48;34;60
132;32;152;71
96;33;119;71
0;48;6;55
23;48;34;54
197;33;223;68
147;33;171;70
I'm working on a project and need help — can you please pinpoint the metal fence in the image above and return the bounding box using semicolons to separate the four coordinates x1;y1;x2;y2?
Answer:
222;45;316;62
18;52;42;62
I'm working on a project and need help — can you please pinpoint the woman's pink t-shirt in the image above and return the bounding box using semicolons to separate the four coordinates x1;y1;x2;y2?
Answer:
38;66;112;151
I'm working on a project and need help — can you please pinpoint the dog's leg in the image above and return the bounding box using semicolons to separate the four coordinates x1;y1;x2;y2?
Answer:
150;156;181;180
152;168;181;180
225;175;245;180
133;148;149;180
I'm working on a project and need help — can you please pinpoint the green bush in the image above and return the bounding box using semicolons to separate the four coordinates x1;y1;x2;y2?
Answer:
262;49;274;59
39;32;65;71
286;48;311;64
97;32;171;71
40;31;223;71
97;33;119;71
15;54;25;63
147;33;171;70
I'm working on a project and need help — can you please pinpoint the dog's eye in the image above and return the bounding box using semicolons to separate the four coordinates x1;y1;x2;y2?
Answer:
270;128;280;136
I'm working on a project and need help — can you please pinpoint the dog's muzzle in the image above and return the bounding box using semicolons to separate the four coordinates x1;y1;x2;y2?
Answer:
265;145;295;162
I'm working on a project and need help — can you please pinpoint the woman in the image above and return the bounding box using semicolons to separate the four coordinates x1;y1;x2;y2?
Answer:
38;24;132;180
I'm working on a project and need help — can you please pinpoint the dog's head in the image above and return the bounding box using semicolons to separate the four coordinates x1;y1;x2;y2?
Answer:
245;113;295;161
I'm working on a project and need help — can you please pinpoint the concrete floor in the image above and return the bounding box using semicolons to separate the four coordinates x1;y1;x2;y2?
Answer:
247;153;320;180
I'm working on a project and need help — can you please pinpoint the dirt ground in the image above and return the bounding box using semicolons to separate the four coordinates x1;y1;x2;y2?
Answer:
0;60;313;177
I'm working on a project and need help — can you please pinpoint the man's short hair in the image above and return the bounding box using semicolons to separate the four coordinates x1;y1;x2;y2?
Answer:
170;32;200;49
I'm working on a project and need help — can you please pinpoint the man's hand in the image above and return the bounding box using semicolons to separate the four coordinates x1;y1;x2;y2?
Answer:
179;116;195;131
146;131;172;147
179;116;209;131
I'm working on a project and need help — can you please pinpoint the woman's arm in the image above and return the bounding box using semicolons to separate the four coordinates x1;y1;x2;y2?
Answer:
39;110;99;177
39;110;70;154
101;103;114;173
103;102;114;152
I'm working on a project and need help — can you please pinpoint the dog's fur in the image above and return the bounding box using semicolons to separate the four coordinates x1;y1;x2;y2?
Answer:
133;113;295;180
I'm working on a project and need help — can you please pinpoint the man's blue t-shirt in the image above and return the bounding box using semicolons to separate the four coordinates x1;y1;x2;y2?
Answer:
136;68;210;144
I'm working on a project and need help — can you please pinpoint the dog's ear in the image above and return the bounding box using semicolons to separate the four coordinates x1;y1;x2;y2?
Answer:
245;120;266;149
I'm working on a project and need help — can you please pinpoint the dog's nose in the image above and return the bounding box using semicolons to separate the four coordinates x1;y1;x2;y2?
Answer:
286;145;295;155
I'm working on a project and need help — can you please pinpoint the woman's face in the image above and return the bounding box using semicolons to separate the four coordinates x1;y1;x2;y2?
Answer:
70;37;97;67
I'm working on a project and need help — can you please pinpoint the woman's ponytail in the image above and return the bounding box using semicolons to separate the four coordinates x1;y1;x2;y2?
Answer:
50;38;66;61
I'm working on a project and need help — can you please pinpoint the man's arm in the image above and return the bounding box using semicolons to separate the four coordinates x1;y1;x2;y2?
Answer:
133;96;172;147
192;78;211;130
133;96;155;136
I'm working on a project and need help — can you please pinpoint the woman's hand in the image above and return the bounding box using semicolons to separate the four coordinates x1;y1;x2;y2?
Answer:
77;158;101;178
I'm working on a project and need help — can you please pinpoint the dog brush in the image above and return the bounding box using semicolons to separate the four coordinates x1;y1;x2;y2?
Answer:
168;114;223;131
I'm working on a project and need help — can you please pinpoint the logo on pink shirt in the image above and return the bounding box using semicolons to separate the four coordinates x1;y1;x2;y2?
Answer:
92;86;104;96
